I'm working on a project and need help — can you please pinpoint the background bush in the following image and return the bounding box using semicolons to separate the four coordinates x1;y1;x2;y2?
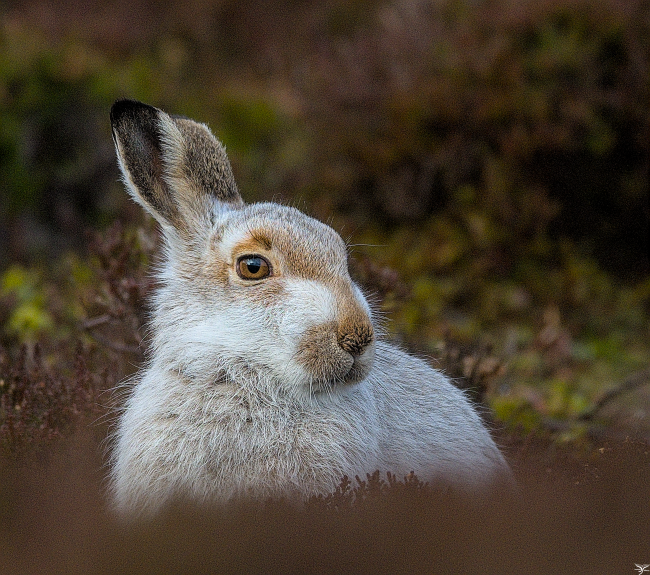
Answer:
0;0;648;445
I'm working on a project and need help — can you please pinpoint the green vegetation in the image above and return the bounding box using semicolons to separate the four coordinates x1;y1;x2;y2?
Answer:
0;0;648;449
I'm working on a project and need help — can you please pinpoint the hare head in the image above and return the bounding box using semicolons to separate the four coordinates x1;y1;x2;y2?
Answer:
111;100;375;395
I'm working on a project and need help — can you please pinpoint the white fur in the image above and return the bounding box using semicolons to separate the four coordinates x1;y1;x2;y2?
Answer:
109;101;513;517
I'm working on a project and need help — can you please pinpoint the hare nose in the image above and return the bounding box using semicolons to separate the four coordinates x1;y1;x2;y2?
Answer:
337;322;374;356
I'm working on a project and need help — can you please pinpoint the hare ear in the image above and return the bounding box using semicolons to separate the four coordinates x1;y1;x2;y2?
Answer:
110;99;243;234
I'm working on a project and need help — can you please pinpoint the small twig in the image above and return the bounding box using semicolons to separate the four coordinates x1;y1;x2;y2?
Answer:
541;415;650;443
86;332;141;355
542;417;610;440
81;314;113;330
577;367;650;422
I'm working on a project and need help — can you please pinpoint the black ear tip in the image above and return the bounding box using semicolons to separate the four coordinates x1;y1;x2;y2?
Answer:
110;99;159;127
110;99;141;124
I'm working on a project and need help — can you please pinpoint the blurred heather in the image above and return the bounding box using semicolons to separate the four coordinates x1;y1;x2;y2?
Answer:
0;0;649;448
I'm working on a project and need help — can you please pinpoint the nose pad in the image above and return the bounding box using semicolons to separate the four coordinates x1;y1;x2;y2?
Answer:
337;322;374;356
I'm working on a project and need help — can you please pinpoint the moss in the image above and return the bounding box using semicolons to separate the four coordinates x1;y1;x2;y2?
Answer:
491;395;543;433
1;266;54;342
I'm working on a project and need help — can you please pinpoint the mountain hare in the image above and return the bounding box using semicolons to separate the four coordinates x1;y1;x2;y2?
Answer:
109;99;512;516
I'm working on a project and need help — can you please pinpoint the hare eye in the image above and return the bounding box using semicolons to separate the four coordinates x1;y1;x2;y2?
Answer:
237;255;271;280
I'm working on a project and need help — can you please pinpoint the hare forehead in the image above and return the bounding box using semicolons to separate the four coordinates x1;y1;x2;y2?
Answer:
217;205;349;279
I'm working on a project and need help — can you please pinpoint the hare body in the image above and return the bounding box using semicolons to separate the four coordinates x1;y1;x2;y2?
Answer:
109;100;511;516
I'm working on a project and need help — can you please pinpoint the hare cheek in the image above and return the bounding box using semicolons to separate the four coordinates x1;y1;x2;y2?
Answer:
274;280;338;375
277;280;337;337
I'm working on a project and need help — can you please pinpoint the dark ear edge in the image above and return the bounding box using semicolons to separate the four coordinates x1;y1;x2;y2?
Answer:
110;99;158;133
110;99;179;225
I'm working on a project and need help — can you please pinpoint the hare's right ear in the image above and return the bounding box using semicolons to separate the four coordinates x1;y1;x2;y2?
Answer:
110;100;243;235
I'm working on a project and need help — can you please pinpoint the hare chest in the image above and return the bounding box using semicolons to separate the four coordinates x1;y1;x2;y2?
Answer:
114;373;381;507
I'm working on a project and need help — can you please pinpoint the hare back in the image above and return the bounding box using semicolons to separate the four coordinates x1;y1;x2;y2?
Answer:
369;342;510;487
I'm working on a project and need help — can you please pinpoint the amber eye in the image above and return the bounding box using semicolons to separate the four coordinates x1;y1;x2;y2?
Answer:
236;255;271;280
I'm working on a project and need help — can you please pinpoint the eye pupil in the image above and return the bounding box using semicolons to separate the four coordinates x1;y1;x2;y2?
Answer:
246;258;261;274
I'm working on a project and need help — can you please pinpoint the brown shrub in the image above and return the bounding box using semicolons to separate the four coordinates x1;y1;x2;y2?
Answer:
0;342;99;453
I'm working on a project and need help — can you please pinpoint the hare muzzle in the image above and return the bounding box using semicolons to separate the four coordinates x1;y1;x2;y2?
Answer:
337;317;375;382
296;307;375;389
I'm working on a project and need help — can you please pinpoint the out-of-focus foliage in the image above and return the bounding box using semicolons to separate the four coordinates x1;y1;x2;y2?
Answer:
0;222;156;452
0;0;648;446
293;0;648;278
0;342;100;452
0;19;186;263
1;265;54;340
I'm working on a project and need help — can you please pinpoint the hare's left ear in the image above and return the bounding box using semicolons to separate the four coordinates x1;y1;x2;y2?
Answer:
110;99;243;235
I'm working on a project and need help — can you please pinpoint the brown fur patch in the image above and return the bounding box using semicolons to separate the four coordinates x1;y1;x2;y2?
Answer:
337;322;374;356
296;322;353;384
201;255;230;288
329;281;375;356
232;239;276;264
247;230;273;251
